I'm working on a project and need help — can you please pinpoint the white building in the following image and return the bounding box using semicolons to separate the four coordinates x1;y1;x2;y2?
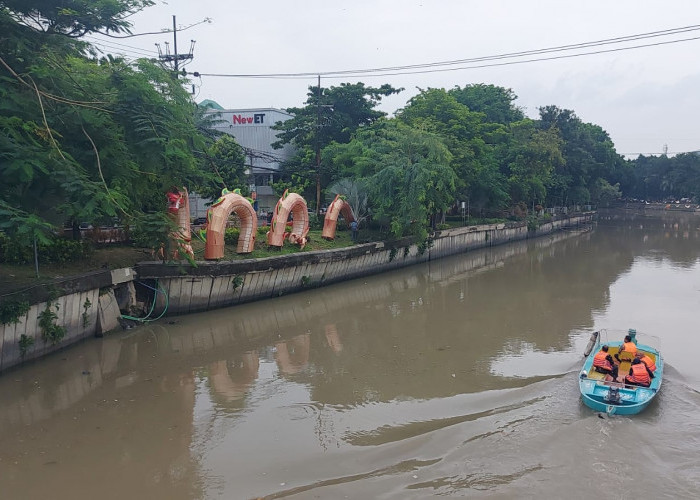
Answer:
208;107;295;213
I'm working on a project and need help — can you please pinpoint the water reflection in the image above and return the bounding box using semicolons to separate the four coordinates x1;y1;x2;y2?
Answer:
0;227;606;429
3;215;700;498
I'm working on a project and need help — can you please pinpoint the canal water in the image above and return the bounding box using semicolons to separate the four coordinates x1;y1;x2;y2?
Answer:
1;213;700;499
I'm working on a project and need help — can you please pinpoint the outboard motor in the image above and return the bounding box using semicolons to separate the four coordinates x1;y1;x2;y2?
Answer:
604;387;621;404
583;330;599;357
628;328;638;345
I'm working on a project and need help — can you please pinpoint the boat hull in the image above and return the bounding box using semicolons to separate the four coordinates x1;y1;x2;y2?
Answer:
579;338;663;416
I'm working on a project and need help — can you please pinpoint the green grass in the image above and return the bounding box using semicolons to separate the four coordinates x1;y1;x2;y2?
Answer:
0;227;387;293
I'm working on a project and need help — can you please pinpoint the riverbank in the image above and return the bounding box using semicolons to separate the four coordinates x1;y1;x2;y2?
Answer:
0;213;593;372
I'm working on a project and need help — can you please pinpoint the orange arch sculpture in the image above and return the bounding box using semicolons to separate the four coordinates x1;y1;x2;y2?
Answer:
322;194;356;240
204;191;258;259
267;190;309;249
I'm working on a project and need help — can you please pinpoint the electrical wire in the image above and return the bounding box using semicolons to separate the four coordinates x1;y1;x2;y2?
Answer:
620;150;700;156
84;36;158;57
190;24;700;80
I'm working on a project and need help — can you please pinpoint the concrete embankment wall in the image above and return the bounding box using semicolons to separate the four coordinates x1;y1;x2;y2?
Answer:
0;213;592;372
0;268;134;372
136;214;592;316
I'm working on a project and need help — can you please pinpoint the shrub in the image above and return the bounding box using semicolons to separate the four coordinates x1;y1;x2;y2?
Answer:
0;235;93;265
0;299;31;325
224;228;240;245
40;238;93;264
307;213;323;230
526;215;539;232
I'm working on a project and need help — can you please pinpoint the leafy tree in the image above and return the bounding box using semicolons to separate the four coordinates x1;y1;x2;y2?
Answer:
498;119;563;209
323;119;456;239
273;82;402;210
449;84;525;125
397;87;507;215
627;153;700;202
538;105;623;207
0;0;211;252
590;178;622;207
2;0;153;37
196;135;247;201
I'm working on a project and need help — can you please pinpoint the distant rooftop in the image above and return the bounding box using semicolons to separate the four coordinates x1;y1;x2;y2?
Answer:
198;99;224;110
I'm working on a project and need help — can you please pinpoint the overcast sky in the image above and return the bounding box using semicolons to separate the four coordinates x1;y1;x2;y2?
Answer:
92;0;700;158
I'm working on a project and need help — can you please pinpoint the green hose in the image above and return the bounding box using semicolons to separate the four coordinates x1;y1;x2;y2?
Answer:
120;279;169;323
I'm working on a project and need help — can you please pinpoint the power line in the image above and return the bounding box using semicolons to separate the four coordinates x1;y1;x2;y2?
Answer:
98;17;211;39
189;24;700;80
88;42;156;60
620;150;700;156
84;36;158;56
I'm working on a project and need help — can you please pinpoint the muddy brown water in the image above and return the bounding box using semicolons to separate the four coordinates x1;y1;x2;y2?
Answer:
1;213;700;499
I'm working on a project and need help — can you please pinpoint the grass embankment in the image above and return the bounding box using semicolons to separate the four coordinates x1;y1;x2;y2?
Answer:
0;217;502;294
0;227;377;293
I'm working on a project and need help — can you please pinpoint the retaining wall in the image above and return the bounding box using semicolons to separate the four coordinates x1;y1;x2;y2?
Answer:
136;214;592;316
0;268;133;372
0;213;592;373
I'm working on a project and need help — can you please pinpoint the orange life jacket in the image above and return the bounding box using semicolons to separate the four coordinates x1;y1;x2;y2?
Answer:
593;351;612;370
639;354;656;372
621;341;638;356
626;363;651;386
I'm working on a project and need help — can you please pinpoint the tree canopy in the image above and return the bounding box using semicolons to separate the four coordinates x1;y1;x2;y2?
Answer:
0;0;227;247
4;0;694;253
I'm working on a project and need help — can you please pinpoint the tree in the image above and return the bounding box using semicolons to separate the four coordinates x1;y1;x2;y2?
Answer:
2;0;153;37
498;119;563;209
591;178;622;207
397;87;507;215
0;0;210;250
323;119;456;240
449;84;525;125
273;82;402;211
538;105;623;207
195;135;248;201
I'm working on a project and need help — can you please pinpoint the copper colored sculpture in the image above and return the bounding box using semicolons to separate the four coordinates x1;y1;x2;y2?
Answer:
267;190;309;249
321;194;356;240
167;187;194;260
204;190;258;259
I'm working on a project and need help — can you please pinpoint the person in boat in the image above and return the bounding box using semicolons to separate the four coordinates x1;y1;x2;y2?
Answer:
614;334;638;363
592;345;618;379
635;351;657;373
625;358;653;387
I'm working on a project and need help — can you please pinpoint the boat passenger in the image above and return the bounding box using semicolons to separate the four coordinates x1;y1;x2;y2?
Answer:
614;335;638;363
625;358;653;387
635;352;657;373
592;345;618;379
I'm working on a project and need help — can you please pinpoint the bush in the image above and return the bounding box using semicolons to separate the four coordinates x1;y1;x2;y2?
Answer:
41;238;94;264
224;228;240;245
308;213;323;230
526;215;539;231
0;235;93;265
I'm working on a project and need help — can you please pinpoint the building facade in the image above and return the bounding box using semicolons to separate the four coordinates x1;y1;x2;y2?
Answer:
208;107;295;214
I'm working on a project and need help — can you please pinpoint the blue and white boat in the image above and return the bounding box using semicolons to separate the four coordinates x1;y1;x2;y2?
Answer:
579;329;663;415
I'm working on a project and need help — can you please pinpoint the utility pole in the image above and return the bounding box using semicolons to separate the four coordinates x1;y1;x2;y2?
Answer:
315;75;321;215
155;15;196;78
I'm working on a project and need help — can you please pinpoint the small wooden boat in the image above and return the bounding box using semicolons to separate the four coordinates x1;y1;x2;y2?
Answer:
579;329;663;415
